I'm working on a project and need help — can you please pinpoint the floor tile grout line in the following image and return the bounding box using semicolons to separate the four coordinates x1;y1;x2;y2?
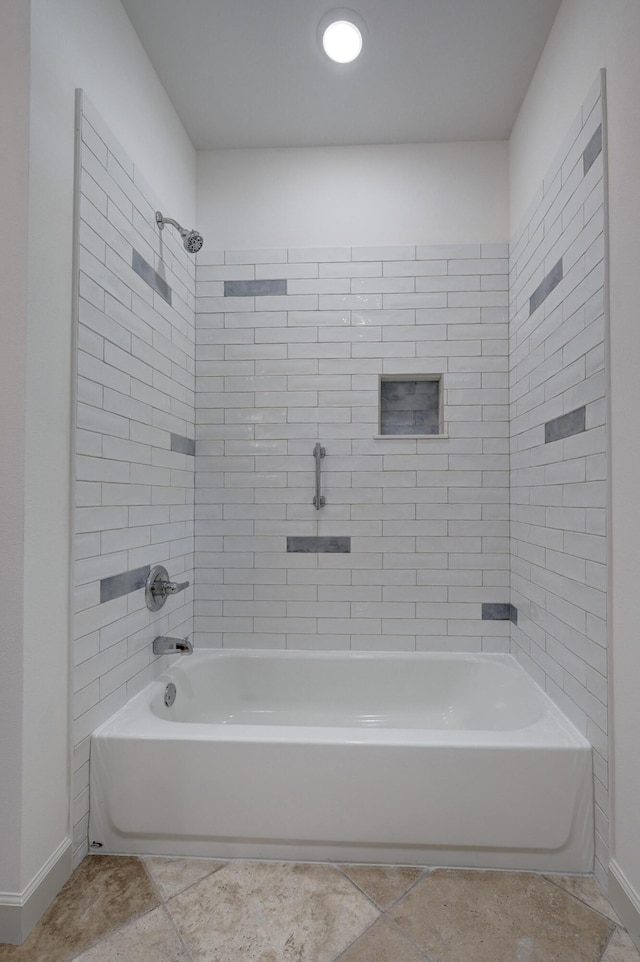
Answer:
60;857;168;962
601;922;640;962
139;855;210;961
333;863;432;912
598;926;616;961
596;922;640;962
328;865;387;962
332;863;387;912
161;875;238;961
332;912;434;962
543;875;621;925
331;913;383;962
160;902;197;962
330;865;436;962
67;901;161;961
141;855;228;902
383;866;433;910
84;856;193;962
132;859;199;961
378;912;437;962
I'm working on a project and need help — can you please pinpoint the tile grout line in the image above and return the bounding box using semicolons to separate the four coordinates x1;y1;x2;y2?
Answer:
138;857;197;962
543;875;620;925
332;912;434;962
141;855;228;901
598;924;625;962
159;903;196;962
68;900;160;961
332;863;432;911
379;914;436;962
330;913;382;962
331;864;435;961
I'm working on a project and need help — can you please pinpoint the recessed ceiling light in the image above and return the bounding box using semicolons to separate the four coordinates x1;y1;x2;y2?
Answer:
319;11;365;64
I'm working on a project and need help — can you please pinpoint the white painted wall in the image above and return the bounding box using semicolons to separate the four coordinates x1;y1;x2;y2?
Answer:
509;0;640;920
0;0;196;930
0;0;30;899
197;142;509;251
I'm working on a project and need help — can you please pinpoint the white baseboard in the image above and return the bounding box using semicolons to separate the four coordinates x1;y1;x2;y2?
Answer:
0;838;72;945
609;859;640;952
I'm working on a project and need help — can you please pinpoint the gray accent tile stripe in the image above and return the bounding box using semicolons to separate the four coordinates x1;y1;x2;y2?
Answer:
510;605;518;625
545;406;586;443
224;279;287;297
170;433;196;457
100;565;150;604
481;603;511;621
132;250;172;304
287;536;351;553
583;124;603;176
529;258;563;315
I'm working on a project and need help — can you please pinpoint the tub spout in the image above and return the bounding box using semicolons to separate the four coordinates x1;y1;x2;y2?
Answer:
153;635;193;655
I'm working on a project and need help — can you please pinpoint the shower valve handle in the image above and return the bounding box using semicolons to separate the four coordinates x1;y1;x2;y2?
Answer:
145;564;190;611
159;579;189;596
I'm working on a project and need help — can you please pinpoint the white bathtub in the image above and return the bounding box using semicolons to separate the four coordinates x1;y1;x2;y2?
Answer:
89;650;594;871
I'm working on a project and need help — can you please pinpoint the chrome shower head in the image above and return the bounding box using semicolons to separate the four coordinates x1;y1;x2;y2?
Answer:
155;211;204;254
182;228;204;253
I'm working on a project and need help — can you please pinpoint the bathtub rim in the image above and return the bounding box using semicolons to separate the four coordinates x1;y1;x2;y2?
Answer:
92;648;592;750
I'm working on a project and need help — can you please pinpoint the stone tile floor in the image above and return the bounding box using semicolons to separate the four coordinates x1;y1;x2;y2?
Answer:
1;855;639;961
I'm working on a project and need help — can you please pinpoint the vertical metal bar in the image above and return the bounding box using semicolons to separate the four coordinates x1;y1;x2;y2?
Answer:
312;443;326;509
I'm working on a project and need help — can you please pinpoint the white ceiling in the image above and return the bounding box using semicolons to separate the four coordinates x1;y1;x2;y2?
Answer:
121;0;562;150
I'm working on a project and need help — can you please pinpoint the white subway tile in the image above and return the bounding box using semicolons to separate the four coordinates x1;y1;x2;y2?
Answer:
417;244;481;260
289;246;350;263
320;261;381;278
227;248;287;264
319;293;383;310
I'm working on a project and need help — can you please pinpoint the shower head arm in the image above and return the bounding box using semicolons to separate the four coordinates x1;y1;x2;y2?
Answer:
155;212;185;235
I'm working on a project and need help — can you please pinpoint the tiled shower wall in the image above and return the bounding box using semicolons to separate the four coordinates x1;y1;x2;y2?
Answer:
194;244;511;651
72;81;610;879
72;94;195;866
509;74;608;886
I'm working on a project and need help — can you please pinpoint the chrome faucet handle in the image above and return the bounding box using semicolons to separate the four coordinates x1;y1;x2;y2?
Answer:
145;565;190;611
161;580;190;595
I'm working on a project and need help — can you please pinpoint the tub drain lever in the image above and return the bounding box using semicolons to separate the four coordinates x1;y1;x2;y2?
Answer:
313;442;326;509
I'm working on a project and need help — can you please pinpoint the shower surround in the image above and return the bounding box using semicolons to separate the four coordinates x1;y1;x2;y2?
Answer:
72;76;608;882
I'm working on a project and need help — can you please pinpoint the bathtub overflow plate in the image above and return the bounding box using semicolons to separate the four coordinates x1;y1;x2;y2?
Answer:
164;682;177;708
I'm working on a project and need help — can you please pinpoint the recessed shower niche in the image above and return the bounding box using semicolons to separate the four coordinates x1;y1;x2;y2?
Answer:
379;376;443;436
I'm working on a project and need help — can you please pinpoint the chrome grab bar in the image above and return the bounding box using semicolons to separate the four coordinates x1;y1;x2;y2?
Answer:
313;442;326;510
